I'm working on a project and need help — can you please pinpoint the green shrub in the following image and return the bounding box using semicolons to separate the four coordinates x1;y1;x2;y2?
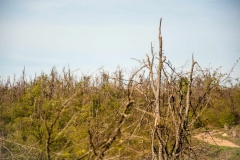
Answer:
219;111;239;128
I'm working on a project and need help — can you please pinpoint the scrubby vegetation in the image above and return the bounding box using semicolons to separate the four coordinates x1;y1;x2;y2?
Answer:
1;20;239;159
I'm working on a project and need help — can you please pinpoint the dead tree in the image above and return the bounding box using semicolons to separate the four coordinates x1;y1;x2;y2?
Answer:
139;18;214;160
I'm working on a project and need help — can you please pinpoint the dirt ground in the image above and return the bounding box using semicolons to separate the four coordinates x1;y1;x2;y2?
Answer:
194;130;240;148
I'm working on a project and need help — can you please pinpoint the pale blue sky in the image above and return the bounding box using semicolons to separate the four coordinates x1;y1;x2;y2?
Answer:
0;0;240;80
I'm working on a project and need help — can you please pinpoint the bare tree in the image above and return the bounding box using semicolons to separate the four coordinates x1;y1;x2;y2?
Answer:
135;18;218;159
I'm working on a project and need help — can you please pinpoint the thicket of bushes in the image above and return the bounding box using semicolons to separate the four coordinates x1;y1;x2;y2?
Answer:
0;65;239;159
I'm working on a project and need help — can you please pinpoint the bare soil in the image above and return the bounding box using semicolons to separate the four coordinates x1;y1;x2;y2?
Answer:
194;130;240;148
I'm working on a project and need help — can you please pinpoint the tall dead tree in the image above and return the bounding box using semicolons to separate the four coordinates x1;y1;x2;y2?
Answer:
141;18;213;160
144;18;166;160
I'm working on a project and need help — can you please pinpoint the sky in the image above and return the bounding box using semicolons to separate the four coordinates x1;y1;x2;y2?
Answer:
0;0;240;81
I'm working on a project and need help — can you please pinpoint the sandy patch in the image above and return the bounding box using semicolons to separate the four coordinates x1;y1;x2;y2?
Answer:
194;131;240;148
